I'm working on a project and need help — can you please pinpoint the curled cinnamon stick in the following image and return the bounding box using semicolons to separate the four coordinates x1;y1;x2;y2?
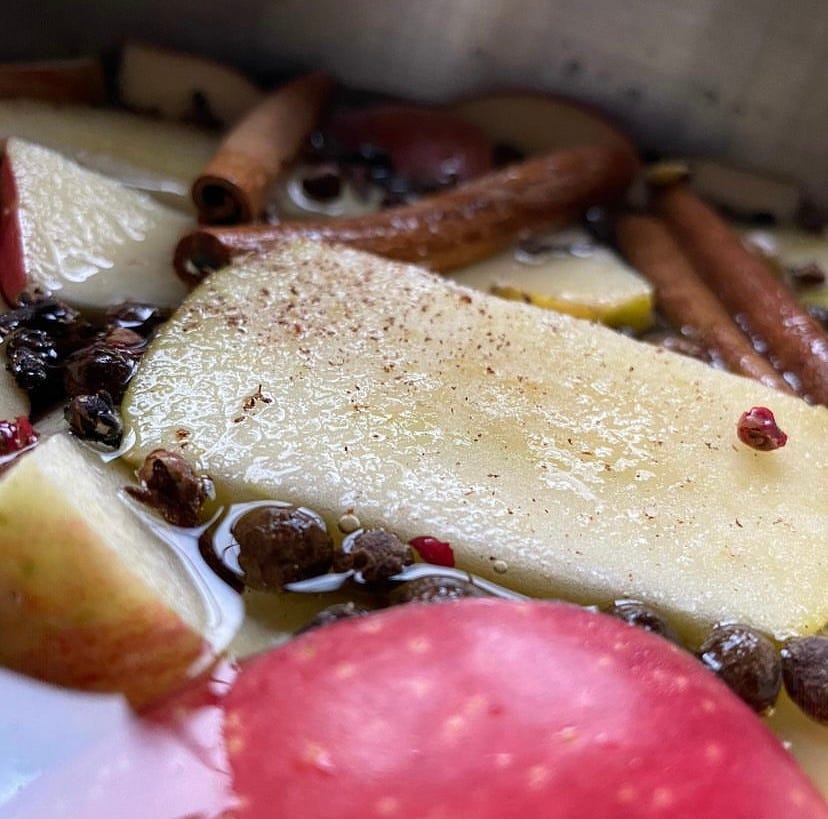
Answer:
0;58;106;104
192;71;334;224
655;184;828;405
177;142;639;280
616;213;792;392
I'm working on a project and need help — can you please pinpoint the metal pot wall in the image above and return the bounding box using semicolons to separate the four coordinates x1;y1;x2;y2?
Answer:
7;0;828;204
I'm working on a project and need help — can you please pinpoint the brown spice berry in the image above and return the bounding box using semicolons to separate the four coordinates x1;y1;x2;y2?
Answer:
780;636;828;724
232;504;333;591
389;575;489;606
333;528;414;583
295;602;373;635
604;600;683;646
126;449;212;527
696;623;781;713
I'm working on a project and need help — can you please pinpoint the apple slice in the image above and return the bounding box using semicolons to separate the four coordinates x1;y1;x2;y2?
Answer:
0;138;191;309
744;225;828;309
0;57;106;105
448;227;654;331
10;600;827;817
451;90;634;155
330;104;494;187
122;240;828;642
119;42;264;128
0;99;218;206
679;159;802;225
0;433;242;706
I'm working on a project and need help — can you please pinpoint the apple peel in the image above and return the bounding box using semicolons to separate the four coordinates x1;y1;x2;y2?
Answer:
168;600;828;818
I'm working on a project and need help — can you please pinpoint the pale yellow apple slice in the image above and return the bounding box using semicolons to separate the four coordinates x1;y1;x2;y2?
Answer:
0;434;238;705
448;227;654;331
119;42;264;127
122;240;828;642
0;99;218;206
452;91;631;155
0;138;191;309
683;159;802;224
745;226;828;309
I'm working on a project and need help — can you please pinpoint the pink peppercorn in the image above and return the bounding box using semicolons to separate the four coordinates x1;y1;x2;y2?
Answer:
737;407;788;452
409;535;455;567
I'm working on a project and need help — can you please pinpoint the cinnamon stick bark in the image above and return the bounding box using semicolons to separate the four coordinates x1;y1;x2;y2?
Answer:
192;71;334;224
655;184;828;405
0;58;106;104
177;142;639;280
616;213;791;392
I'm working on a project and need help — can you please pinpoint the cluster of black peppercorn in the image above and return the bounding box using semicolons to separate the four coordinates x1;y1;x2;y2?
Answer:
1;296;166;449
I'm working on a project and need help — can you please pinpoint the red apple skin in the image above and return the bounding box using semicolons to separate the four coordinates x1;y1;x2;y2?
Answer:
9;600;827;818
0;145;26;305
215;600;826;818
330;104;494;187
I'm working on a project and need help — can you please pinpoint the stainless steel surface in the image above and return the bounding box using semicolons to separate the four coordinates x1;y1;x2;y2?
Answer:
10;1;828;205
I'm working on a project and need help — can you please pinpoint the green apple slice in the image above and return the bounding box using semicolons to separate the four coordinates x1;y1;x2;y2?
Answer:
122;240;828;641
0;433;241;705
0;99;218;206
0;138;191;309
448;228;654;330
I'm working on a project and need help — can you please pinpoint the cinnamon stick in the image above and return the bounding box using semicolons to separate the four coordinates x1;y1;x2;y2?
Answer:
655;184;828;405
0;58;106;104
192;71;334;224
616;213;792;392
177;142;639;280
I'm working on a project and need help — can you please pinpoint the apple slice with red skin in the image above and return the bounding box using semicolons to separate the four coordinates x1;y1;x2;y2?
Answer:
0;138;191;309
329;104;494;188
451;90;635;157
16;600;824;818
119;42;264;128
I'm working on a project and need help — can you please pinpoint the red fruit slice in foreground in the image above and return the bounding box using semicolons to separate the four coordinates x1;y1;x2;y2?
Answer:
216;600;826;818
8;600;827;818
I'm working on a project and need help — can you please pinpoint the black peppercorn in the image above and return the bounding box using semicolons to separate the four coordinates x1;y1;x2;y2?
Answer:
64;342;137;401
65;391;123;448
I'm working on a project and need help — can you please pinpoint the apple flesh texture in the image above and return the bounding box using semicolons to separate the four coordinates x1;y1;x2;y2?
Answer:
123;240;828;642
119;41;264;128
0;138;191;310
0;99;218;206
0;433;210;706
